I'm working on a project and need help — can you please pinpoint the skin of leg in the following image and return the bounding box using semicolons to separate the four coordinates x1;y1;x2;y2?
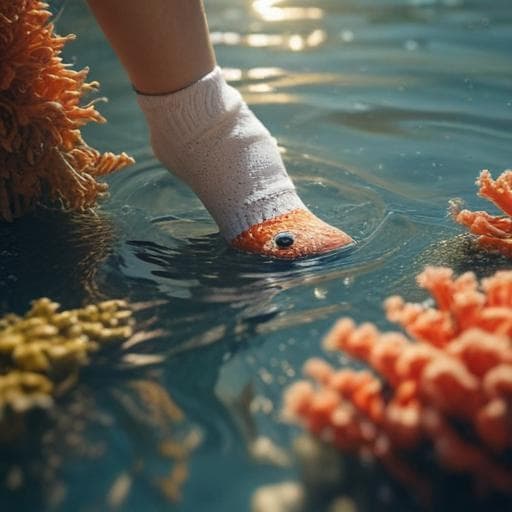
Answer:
85;0;216;95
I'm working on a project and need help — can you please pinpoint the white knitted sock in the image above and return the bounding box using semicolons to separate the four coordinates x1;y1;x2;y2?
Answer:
136;67;305;241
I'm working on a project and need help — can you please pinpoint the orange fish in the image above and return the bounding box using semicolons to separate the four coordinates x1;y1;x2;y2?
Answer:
230;209;353;259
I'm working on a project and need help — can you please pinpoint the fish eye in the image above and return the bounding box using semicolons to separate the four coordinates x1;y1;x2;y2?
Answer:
274;232;295;248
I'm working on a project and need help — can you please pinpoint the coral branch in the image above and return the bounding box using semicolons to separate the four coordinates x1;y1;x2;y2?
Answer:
284;266;512;497
0;298;134;430
453;170;512;257
0;0;133;221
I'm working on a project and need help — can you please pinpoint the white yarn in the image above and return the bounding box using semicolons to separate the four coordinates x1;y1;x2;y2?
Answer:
137;67;305;241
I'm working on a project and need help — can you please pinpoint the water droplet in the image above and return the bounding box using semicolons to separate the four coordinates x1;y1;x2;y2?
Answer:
404;39;418;51
314;287;328;299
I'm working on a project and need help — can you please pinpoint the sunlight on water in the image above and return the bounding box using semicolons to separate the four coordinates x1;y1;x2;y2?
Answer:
212;29;327;51
252;0;324;22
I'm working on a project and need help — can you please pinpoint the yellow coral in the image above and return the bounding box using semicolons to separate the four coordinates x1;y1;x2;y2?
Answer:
0;0;133;221
0;297;134;426
0;370;53;414
0;298;185;507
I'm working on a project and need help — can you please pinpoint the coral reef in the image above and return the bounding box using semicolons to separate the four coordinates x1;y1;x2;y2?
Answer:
0;297;134;433
0;0;133;221
453;170;512;257
284;266;512;498
0;298;193;510
0;297;134;504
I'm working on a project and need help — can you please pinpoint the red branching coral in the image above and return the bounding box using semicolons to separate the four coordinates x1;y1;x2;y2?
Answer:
284;266;512;497
0;0;133;221
454;170;512;257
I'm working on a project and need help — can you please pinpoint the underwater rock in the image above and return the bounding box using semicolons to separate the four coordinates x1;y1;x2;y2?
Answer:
284;266;512;498
453;170;512;258
0;0;133;221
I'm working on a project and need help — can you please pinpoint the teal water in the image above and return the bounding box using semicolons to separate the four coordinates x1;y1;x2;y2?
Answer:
1;1;512;511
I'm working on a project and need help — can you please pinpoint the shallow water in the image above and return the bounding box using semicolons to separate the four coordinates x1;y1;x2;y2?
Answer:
2;0;512;511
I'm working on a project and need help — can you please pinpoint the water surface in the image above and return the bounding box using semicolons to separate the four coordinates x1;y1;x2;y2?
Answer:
2;1;512;511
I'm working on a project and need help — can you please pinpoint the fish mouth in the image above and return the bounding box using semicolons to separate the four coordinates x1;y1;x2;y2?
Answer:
230;209;354;260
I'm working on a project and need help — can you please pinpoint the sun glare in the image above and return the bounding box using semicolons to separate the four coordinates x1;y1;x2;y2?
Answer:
252;0;323;22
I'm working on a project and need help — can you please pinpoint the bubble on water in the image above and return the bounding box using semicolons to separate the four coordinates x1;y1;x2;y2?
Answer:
405;39;419;51
340;30;354;42
314;287;328;300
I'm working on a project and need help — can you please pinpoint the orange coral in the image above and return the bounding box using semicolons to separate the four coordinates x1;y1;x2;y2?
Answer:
0;0;133;221
454;170;512;257
284;266;512;497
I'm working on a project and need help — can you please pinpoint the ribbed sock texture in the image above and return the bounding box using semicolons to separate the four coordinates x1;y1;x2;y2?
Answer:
136;67;305;240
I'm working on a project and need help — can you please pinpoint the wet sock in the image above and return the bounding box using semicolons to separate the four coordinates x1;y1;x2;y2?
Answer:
136;66;305;241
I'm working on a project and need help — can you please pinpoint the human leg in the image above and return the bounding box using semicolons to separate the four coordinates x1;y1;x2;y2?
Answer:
86;0;353;258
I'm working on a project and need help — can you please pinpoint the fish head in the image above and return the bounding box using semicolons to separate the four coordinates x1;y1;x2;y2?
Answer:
230;209;354;259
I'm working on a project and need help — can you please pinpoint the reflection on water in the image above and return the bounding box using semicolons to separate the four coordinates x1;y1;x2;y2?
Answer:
211;29;327;51
213;0;327;50
0;375;199;511
0;210;116;312
3;0;512;510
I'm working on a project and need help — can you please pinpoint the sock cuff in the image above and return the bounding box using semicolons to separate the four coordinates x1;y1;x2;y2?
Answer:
135;66;309;242
136;66;242;144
